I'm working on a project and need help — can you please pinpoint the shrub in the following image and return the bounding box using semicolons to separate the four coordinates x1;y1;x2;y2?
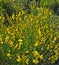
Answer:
0;0;59;65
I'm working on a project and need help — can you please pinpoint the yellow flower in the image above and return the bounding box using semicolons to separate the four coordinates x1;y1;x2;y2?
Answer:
9;40;13;47
33;59;39;64
25;59;29;65
26;50;29;53
34;41;39;47
7;53;11;57
33;50;43;60
39;55;43;60
18;42;23;45
51;55;57;64
17;55;21;62
18;44;21;50
52;37;57;43
21;54;27;60
6;53;12;59
55;55;58;61
48;57;51;60
22;10;25;14
33;50;39;57
54;37;56;41
12;13;15;20
24;15;27;20
14;44;18;49
38;27;41;36
0;16;2;19
6;28;9;31
0;37;3;44
18;39;23;42
18;42;23;49
5;36;9;42
54;50;58;56
6;28;10;34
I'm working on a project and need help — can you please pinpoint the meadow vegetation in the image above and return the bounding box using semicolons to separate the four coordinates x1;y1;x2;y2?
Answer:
0;0;59;65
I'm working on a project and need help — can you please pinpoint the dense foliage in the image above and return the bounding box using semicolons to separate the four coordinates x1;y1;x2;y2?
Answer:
0;0;59;65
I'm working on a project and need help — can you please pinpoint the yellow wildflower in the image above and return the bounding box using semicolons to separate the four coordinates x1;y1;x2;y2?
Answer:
0;16;2;19
18;42;23;45
18;41;23;49
9;40;13;47
17;55;21;62
18;44;21;50
9;57;12;59
33;50;39;57
6;28;9;31
0;37;3;44
48;57;51;60
52;37;57;43
14;44;18;49
25;58;29;65
54;55;58;61
7;53;11;57
5;36;9;42
38;27;41;36
33;58;39;64
34;41;39;47
11;32;14;35
6;28;10;34
26;50;29;53
54;37;56;41
22;10;25;14
18;39;23;42
6;53;12;59
39;55;43;60
24;15;27;20
21;54;27;60
41;47;44;50
54;50;58;56
12;13;15;20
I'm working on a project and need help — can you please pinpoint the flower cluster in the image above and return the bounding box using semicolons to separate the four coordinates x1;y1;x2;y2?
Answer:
0;0;59;65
